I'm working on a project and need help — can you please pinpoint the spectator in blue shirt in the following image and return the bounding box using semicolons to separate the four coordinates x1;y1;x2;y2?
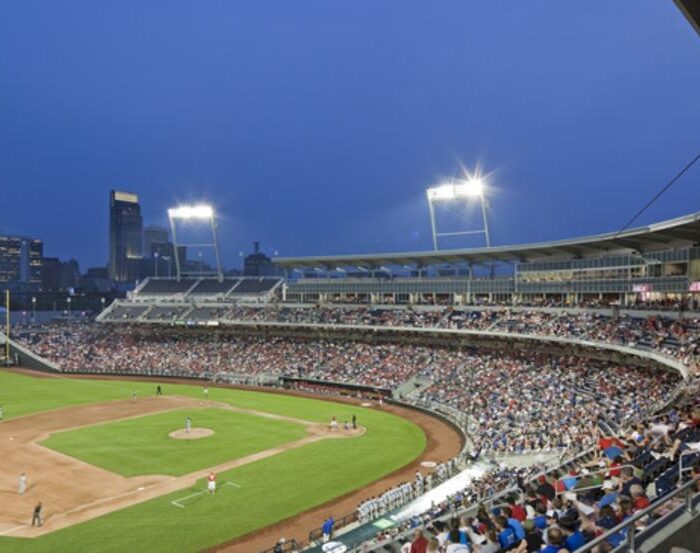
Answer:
560;518;585;551
321;516;334;543
494;515;517;549
502;507;526;541
533;500;549;530
541;527;566;553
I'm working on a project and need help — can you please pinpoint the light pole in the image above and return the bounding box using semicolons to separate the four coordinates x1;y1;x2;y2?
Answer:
31;296;36;321
167;204;223;280
67;297;72;316
101;297;106;312
154;251;159;278
426;177;491;250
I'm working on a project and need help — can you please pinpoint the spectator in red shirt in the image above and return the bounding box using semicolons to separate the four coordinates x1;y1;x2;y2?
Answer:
509;501;527;522
630;484;651;510
410;528;429;553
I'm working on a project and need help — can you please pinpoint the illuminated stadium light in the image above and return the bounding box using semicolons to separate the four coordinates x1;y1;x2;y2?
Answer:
167;204;214;219
426;178;484;201
166;203;223;281
426;174;491;250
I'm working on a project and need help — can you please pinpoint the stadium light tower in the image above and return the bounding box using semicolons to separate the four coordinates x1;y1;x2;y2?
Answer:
167;204;223;281
426;176;491;250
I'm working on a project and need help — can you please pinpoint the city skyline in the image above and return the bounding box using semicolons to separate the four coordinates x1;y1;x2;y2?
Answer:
1;2;700;271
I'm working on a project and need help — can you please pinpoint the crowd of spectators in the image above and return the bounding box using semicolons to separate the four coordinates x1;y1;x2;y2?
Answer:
365;398;700;553
181;304;700;374
416;351;679;454
15;324;433;388
102;300;700;375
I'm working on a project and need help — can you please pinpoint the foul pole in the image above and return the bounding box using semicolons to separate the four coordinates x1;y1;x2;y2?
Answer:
5;290;9;365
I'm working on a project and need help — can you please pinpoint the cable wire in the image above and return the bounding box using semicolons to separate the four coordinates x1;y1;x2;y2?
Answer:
615;149;700;236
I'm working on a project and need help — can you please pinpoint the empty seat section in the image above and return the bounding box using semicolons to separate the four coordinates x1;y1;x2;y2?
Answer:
138;279;197;295
188;278;239;295
230;278;280;294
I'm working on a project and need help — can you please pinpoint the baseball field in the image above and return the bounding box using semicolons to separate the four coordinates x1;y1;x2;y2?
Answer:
0;370;455;553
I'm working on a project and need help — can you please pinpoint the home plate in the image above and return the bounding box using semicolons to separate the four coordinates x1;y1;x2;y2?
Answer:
138;487;145;491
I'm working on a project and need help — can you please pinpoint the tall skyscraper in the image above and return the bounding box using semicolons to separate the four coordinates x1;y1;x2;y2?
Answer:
143;225;169;258
109;190;143;282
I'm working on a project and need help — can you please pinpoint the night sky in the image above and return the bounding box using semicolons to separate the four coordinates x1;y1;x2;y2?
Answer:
1;1;699;270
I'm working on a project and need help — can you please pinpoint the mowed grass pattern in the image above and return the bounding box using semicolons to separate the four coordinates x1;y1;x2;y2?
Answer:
41;408;307;476
0;371;427;553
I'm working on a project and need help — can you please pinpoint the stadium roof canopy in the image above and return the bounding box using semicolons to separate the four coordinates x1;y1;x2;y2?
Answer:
675;0;700;37
274;211;700;269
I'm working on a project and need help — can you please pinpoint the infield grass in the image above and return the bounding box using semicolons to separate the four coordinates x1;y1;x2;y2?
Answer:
41;408;308;476
0;370;427;553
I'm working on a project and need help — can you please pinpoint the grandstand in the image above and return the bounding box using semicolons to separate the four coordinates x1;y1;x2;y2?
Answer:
101;211;700;327
275;211;700;307
131;276;282;300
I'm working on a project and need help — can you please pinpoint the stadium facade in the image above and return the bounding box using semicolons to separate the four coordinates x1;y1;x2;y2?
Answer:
274;211;700;307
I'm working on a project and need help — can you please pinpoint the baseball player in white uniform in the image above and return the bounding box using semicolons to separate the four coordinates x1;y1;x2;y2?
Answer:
207;472;216;494
18;472;27;495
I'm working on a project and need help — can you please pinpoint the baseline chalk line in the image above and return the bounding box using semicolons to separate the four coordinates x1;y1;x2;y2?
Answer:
171;481;241;508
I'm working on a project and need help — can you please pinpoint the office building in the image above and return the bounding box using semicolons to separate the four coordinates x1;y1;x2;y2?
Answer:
143;225;168;258
0;235;43;286
243;242;284;277
40;257;80;291
109;190;143;282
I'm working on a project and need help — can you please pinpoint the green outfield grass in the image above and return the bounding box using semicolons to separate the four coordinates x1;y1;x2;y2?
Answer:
0;370;427;553
41;408;308;476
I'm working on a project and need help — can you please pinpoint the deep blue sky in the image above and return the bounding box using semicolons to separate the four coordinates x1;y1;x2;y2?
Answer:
1;1;699;270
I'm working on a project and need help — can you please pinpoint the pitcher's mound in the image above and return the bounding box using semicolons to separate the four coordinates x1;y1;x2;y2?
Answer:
169;428;214;440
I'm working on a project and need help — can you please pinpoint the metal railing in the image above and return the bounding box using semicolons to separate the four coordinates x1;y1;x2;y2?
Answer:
577;476;699;553
260;538;301;553
679;449;699;479
308;513;357;546
554;465;637;497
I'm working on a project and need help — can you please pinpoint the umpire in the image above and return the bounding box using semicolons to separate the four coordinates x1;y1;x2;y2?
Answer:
31;502;43;527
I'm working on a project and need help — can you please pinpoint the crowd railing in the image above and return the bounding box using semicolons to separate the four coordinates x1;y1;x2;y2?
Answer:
577;476;699;553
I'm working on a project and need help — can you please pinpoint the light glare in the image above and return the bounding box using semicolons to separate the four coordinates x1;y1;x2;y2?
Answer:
167;205;214;219
426;178;484;201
